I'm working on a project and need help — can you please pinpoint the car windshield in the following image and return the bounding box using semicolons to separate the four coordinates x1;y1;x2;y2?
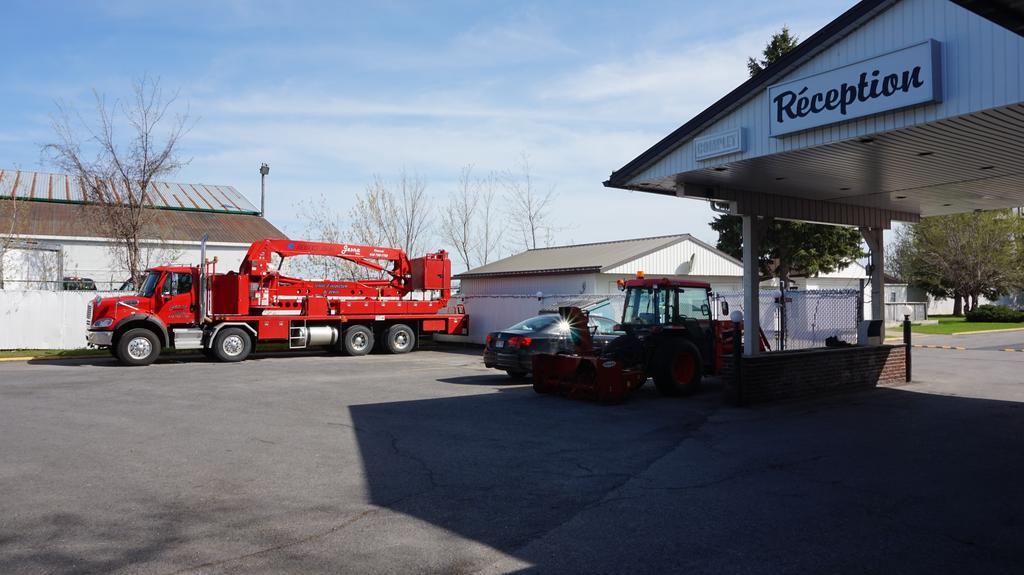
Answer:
138;272;161;297
506;315;561;333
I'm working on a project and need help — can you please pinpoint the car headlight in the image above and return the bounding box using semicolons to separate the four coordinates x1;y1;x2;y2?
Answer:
92;318;114;328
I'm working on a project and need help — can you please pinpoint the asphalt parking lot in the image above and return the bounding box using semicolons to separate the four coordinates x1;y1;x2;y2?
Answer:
1;344;1023;574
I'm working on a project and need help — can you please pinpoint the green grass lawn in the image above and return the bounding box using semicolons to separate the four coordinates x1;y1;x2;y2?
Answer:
910;315;1024;335
0;348;111;359
0;341;300;360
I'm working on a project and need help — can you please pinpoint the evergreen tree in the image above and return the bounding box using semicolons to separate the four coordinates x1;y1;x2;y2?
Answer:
711;27;864;285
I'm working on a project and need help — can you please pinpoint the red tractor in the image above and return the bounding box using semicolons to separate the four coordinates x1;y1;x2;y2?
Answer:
532;277;763;403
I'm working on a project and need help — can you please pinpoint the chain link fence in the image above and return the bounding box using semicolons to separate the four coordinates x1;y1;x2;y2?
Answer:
714;289;862;351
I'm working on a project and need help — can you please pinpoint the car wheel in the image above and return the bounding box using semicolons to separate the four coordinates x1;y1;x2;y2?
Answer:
344;325;374;356
116;328;161;366
385;324;415;354
213;327;252;363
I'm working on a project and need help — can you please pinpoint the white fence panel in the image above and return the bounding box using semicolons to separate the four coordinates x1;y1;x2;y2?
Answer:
0;291;115;350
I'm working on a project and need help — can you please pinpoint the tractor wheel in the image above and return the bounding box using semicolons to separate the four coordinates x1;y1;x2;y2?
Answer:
344;325;374;356
601;334;644;367
651;339;703;397
212;327;252;363
384;324;415;354
116;328;161;366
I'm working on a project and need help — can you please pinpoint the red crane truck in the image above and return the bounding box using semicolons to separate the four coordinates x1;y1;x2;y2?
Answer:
86;237;467;366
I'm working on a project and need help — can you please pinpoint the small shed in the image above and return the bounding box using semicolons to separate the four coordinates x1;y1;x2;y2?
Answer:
448;234;869;343
452;235;741;343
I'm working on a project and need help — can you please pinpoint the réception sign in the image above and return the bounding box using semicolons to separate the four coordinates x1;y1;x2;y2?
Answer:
768;40;942;137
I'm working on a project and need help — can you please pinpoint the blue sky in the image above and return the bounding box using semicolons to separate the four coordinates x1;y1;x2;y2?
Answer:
2;0;857;265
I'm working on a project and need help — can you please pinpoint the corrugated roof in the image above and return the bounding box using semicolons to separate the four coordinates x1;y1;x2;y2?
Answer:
2;199;286;243
0;168;259;215
456;235;695;279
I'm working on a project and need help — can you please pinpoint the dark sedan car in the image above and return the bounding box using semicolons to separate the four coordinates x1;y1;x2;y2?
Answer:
483;313;623;378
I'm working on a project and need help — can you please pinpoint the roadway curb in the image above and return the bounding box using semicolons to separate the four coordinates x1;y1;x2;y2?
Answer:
949;327;1024;336
913;344;965;351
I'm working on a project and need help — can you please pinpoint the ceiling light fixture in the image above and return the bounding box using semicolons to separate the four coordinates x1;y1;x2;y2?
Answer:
713;167;728;172
916;151;934;157
858;137;876;144
775;177;785;181
979;165;995;170
839;187;851;191
895;195;907;199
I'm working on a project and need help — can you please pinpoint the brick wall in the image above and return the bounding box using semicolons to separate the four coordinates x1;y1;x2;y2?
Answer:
722;345;907;406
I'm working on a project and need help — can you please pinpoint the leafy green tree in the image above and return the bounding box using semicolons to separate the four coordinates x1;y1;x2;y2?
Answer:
895;210;1023;315
711;27;864;285
711;218;864;284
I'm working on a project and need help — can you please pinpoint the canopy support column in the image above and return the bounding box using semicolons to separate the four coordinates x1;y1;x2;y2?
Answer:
742;215;768;356
860;227;885;321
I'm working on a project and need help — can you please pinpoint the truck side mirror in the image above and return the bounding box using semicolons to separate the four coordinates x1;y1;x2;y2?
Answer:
720;301;730;316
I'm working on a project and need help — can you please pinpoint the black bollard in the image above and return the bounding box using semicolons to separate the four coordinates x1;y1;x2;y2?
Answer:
903;314;912;382
733;322;743;404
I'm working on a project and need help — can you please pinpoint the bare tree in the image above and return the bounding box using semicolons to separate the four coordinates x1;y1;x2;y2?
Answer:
44;76;191;285
350;170;433;257
475;173;503;266
440;166;480;271
0;192;19;289
502;154;556;250
293;194;355;279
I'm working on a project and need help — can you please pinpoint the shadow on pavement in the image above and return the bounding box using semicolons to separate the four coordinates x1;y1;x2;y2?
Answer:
349;384;1024;573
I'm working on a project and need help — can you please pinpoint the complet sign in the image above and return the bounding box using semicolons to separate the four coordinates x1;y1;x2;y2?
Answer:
694;128;745;161
768;40;942;137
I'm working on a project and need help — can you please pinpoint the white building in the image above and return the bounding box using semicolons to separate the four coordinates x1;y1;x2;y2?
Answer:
451;234;867;343
0;169;285;290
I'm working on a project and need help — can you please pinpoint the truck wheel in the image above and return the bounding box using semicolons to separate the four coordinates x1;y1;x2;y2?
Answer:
212;327;252;362
344;325;374;356
652;339;703;397
117;328;161;366
385;324;415;354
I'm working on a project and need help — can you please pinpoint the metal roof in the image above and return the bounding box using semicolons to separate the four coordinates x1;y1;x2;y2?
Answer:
1;200;286;243
0;169;259;215
456;235;729;279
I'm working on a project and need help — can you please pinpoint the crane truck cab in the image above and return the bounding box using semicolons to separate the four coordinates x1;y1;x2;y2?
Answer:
86;238;468;366
86;266;200;366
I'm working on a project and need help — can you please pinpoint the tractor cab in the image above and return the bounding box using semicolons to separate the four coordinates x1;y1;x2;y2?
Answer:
617;277;717;362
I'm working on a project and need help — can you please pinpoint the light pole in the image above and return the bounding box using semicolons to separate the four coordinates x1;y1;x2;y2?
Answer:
259;163;270;216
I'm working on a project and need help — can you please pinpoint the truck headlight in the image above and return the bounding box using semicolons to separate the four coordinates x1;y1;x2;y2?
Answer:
92;318;114;328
